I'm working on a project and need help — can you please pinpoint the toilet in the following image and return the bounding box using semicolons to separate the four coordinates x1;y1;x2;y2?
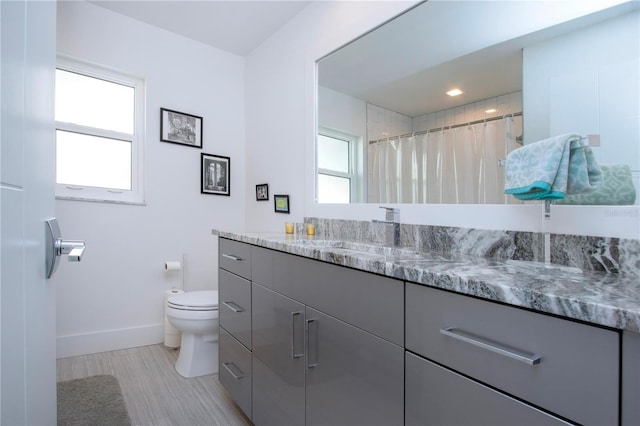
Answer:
166;290;219;378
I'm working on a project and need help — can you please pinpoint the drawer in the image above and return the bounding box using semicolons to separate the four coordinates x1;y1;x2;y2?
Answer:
406;283;619;426
219;238;252;279
251;246;274;289
219;327;252;420
274;252;404;346
219;269;251;349
405;352;570;426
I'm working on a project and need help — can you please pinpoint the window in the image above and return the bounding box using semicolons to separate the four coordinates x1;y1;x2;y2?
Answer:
55;56;145;204
317;129;361;203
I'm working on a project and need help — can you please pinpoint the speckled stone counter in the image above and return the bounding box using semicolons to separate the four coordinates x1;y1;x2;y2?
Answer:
212;229;640;333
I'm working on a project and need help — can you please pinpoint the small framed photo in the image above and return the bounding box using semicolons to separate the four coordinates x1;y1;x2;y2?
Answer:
160;108;203;148
274;194;290;214
201;153;230;196
256;184;269;201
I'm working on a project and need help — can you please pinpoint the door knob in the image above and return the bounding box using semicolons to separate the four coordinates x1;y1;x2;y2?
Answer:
45;218;86;279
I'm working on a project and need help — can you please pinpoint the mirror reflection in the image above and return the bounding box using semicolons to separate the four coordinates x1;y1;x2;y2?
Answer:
317;0;639;205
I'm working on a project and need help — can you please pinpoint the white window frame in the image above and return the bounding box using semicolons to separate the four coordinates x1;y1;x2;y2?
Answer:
317;127;363;203
55;55;145;205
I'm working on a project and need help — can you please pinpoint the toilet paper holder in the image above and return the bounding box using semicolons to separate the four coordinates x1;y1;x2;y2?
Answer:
45;218;86;279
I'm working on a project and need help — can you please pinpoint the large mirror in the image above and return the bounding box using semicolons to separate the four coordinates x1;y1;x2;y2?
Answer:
316;0;639;206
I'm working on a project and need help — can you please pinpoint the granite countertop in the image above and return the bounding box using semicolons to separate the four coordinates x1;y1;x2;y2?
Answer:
212;229;640;333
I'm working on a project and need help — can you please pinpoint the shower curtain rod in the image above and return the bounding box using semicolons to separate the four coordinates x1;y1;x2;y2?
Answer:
368;111;523;144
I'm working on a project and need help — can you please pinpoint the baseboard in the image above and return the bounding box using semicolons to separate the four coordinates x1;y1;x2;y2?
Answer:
57;324;164;359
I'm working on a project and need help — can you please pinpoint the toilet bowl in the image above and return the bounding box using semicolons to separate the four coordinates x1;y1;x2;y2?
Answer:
166;290;219;378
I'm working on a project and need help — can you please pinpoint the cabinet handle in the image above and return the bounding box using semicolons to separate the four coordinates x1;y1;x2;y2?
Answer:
222;301;244;313
440;327;541;366
222;253;243;261
222;362;245;380
306;318;319;368
291;311;304;360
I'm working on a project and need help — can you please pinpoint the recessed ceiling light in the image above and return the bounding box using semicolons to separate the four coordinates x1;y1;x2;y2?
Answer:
485;108;497;113
446;88;463;97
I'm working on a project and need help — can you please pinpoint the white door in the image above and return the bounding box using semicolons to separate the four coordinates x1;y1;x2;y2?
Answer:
1;1;57;424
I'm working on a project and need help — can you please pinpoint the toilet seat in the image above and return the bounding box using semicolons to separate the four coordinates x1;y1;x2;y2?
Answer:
168;290;218;311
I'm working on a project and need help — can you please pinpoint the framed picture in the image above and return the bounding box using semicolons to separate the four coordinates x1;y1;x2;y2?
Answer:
201;153;230;196
256;183;269;201
160;108;203;148
274;194;290;214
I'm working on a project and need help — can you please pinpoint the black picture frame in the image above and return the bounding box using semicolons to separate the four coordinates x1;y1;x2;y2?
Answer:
160;108;203;148
256;183;269;201
201;153;230;196
274;194;290;213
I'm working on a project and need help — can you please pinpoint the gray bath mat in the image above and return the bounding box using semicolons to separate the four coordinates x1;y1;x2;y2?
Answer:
57;374;131;426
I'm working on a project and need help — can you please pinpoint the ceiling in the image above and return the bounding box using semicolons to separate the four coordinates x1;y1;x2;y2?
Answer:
90;1;311;56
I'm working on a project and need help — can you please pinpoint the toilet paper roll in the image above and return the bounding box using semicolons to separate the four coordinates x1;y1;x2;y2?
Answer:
164;289;184;348
164;261;182;271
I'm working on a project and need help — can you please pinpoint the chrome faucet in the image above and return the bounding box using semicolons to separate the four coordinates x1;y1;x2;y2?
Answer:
373;206;400;246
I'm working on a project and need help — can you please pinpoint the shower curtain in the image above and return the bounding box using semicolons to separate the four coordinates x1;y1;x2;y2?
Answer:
369;116;520;204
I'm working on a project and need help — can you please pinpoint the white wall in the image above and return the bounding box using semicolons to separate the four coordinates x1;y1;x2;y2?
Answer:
246;1;638;241
245;1;417;231
523;9;639;203
55;1;245;358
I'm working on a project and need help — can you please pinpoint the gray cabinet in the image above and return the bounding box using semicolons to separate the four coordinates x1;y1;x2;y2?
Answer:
406;282;620;426
251;283;305;426
250;247;404;426
405;352;570;426
218;239;254;420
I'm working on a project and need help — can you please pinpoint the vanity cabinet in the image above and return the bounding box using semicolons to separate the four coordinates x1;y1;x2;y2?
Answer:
218;239;404;426
218;239;253;419
406;283;620;426
251;248;405;426
218;237;625;425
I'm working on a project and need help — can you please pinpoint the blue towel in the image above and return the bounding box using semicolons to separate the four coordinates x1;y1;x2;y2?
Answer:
504;133;603;200
554;164;636;205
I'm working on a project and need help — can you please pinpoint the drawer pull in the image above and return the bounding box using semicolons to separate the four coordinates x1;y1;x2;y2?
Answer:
222;253;243;261
291;311;304;360
222;362;245;380
440;327;541;366
222;301;244;313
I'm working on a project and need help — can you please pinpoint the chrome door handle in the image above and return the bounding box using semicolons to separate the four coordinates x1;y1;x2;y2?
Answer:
221;253;242;261
440;327;541;366
45;218;86;279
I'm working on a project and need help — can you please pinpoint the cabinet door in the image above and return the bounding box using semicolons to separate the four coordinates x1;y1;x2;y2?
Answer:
252;283;305;426
305;307;404;426
405;352;571;426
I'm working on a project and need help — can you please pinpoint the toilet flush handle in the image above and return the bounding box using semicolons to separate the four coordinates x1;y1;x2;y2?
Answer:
45;218;86;279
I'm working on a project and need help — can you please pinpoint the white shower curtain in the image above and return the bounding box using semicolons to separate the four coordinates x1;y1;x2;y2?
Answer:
369;116;520;204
